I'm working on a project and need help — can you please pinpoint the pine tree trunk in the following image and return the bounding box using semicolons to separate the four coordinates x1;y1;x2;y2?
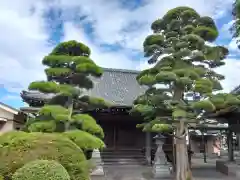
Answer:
175;121;192;180
65;96;73;131
172;87;192;180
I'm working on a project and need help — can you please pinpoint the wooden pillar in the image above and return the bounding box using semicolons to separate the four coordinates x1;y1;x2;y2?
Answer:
237;120;240;151
201;131;207;163
113;124;116;150
145;132;151;165
227;129;234;162
237;133;240;151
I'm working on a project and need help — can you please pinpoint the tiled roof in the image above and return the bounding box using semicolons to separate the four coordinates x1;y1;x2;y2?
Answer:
21;68;147;106
21;91;55;101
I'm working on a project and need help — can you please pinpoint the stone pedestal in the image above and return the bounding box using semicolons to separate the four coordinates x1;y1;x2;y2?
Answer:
216;160;240;177
145;132;152;165
152;134;171;178
90;149;105;177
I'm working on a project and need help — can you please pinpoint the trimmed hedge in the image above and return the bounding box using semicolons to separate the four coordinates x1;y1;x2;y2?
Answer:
63;130;105;159
12;160;70;180
0;131;89;180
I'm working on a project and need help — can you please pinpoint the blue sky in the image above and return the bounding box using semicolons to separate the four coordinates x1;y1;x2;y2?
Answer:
0;0;239;109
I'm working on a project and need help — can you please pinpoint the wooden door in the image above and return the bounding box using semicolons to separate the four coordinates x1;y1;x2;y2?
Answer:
101;123;115;149
115;122;145;149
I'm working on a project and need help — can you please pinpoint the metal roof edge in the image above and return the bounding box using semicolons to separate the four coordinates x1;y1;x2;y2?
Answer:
0;102;20;114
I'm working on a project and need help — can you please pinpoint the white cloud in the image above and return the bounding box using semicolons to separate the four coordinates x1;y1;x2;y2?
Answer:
0;0;50;93
0;0;238;99
0;95;21;101
216;58;240;92
62;23;138;69
220;20;235;40
54;0;234;50
228;38;240;52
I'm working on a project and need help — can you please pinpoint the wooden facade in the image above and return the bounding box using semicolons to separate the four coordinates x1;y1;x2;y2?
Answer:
88;107;147;150
97;114;145;150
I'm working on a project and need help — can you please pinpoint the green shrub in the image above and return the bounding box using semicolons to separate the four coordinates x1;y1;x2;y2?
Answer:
63;130;105;159
72;114;104;139
12;160;70;180
0;131;89;180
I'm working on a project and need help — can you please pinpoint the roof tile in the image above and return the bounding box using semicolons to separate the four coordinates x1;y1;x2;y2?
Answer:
22;68;147;106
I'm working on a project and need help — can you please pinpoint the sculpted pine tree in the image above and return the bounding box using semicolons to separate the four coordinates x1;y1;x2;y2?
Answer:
207;93;240;123
132;7;229;180
24;40;109;157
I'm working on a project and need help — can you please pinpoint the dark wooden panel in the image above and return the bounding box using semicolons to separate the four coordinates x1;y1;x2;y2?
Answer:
96;114;146;150
101;123;115;149
115;122;145;149
230;124;240;133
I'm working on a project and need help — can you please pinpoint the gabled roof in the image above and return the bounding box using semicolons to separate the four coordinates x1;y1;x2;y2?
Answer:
21;68;148;106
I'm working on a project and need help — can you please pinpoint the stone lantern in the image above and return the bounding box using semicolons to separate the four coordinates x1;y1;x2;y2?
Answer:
152;134;171;178
90;149;105;179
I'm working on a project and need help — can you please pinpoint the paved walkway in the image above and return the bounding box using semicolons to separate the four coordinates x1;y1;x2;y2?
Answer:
191;159;238;180
103;158;240;180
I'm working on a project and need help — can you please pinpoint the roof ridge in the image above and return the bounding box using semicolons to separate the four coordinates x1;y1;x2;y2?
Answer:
102;67;141;74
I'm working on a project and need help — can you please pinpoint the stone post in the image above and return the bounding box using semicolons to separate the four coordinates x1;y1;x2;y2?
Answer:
90;149;104;177
227;130;234;162
152;134;171;178
145;132;151;165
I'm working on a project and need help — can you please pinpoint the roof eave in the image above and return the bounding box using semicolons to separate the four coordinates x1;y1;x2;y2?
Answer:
0;102;19;115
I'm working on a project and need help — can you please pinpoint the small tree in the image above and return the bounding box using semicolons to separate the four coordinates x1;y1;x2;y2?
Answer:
132;7;229;180
24;40;110;156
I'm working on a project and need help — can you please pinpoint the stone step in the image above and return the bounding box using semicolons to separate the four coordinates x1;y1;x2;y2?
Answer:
103;157;145;161
103;159;148;166
101;148;147;166
101;153;144;158
101;150;144;156
103;163;148;167
101;149;143;153
103;156;147;164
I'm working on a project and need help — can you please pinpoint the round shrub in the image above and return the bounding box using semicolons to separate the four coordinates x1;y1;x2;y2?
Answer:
63;130;105;159
12;160;70;180
0;131;89;180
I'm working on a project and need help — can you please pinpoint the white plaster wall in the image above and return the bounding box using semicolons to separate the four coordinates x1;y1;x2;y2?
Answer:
0;108;14;120
0;108;14;133
0;120;14;133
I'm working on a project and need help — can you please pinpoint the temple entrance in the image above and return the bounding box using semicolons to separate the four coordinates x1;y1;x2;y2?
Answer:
96;114;145;150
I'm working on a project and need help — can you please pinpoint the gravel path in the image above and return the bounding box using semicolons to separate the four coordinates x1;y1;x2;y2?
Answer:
102;158;240;180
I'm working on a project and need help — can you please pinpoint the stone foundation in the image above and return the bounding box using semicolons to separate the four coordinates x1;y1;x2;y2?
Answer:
216;160;240;177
